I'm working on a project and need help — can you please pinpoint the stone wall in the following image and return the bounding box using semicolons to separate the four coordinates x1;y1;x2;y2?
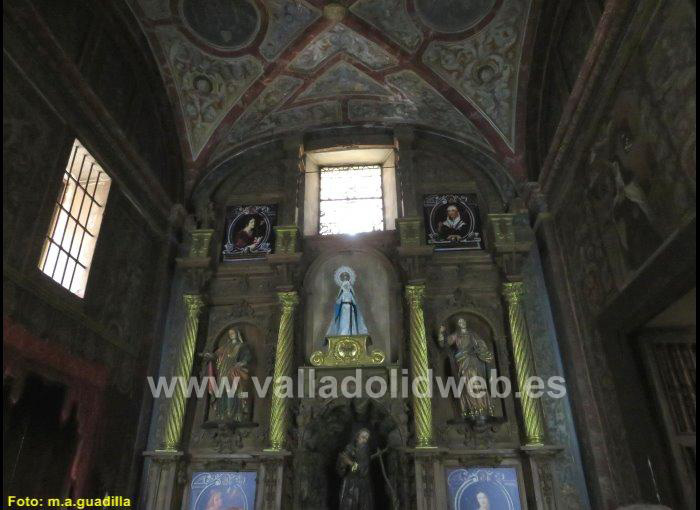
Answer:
3;0;180;499
534;0;696;508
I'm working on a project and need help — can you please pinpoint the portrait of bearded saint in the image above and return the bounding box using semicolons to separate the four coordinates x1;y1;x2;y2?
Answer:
204;328;254;423
337;428;374;510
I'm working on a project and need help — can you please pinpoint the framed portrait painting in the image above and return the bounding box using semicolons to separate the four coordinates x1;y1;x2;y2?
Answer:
189;471;257;510
222;205;277;261
446;467;523;510
423;194;484;250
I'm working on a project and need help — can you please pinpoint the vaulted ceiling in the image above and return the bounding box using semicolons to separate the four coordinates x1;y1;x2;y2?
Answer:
128;0;536;185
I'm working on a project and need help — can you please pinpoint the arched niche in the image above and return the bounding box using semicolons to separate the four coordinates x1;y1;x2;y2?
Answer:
432;310;508;425
294;397;408;510
302;247;402;364
189;320;270;451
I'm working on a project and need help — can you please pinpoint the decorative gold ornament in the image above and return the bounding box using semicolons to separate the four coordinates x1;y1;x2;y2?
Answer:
189;229;215;258
502;281;546;446
396;217;423;247
405;284;435;448
273;225;299;255
161;293;205;451
267;291;299;451
310;335;386;367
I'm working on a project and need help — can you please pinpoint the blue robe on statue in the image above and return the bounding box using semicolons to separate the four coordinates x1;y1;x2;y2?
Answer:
326;282;368;336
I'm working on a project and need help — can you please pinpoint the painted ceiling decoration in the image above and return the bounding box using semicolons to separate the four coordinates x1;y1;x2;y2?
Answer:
129;0;534;178
289;23;398;72
158;27;264;157
423;0;530;145
296;62;392;99
349;0;423;52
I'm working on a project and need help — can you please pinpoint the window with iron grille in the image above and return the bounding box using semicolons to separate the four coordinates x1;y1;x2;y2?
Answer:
319;164;384;235
38;139;112;297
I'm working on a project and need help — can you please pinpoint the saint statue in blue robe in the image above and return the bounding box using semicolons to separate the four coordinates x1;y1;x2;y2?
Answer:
326;266;368;336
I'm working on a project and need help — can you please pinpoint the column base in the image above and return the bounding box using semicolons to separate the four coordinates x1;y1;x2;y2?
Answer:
141;450;184;510
521;444;564;510
259;449;291;510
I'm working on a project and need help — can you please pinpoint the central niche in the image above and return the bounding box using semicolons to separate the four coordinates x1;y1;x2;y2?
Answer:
294;399;405;510
182;0;260;49
303;248;401;365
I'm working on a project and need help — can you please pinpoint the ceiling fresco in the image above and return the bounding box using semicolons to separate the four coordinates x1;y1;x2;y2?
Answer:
129;0;534;180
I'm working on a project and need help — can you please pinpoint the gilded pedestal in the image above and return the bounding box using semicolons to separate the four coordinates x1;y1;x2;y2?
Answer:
309;335;385;367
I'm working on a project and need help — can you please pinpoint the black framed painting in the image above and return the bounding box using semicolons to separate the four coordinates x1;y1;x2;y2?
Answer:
222;204;277;261
423;194;484;250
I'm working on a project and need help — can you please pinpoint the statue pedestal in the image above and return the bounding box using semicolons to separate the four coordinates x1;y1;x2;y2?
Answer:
309;335;386;367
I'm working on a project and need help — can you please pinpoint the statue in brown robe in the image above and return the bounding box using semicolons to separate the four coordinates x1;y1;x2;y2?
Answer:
337;429;374;510
438;317;495;424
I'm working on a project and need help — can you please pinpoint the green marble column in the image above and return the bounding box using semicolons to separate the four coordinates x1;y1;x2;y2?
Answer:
405;284;435;448
503;281;546;446
267;291;299;450
161;293;205;451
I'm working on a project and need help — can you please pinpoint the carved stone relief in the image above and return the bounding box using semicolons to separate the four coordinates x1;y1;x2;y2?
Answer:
260;0;321;61
349;0;422;52
157;28;263;157
289;23;398;73
297;62;392;100
222;75;303;147
423;0;531;147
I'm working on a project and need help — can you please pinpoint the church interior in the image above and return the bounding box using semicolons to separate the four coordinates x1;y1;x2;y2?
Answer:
3;1;696;509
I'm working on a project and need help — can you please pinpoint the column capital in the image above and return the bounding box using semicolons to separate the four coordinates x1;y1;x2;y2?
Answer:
272;225;300;255
188;229;215;258
487;213;534;279
405;284;426;308
502;281;525;304
182;293;205;314
277;290;299;310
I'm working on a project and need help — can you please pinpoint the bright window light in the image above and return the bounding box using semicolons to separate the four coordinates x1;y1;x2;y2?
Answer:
38;139;112;297
319;165;384;235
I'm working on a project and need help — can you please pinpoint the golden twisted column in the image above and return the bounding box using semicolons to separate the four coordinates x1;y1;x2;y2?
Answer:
267;291;299;450
405;284;435;448
161;293;205;450
503;282;546;446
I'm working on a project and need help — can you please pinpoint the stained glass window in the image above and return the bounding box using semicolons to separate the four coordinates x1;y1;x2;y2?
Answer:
38;139;111;297
319;164;384;235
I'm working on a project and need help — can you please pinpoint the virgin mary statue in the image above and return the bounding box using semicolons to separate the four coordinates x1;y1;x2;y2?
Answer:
326;266;369;336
